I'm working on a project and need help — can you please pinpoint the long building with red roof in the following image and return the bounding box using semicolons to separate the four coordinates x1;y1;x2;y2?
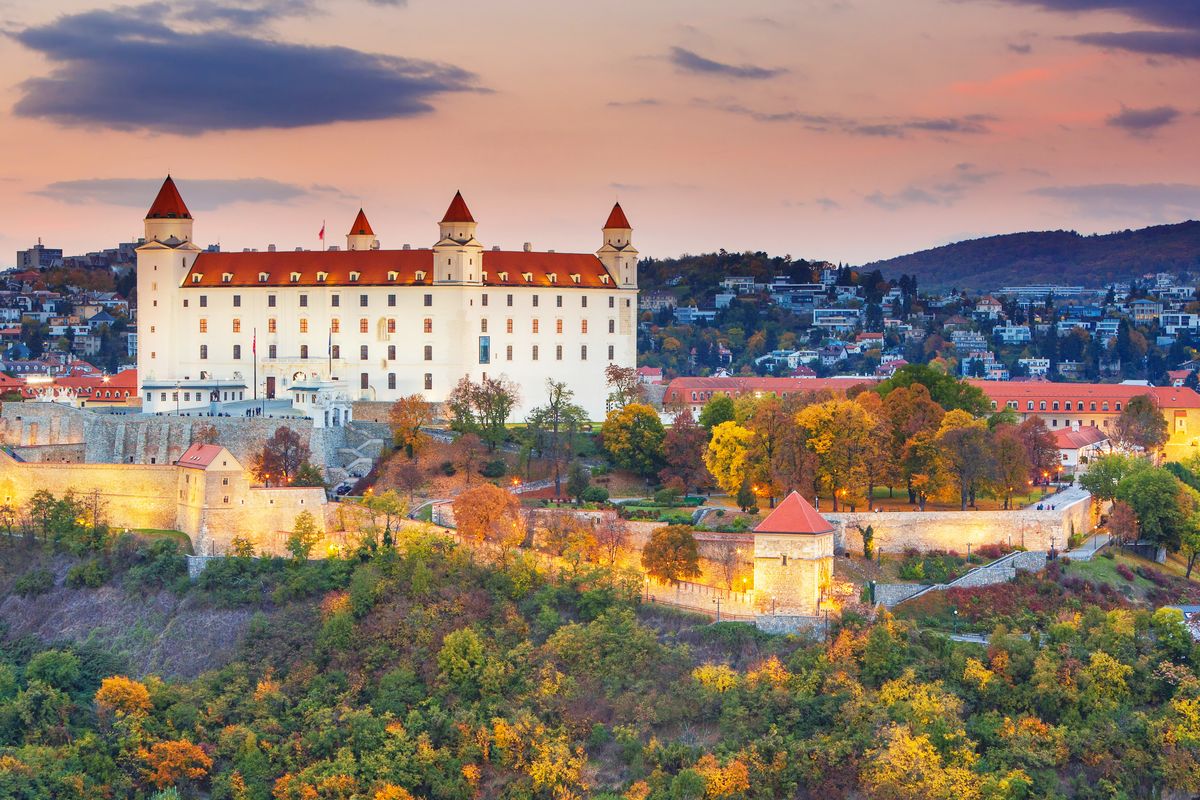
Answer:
663;375;875;413
969;379;1200;461
135;178;639;420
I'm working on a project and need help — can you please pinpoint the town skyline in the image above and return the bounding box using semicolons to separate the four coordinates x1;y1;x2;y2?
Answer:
0;0;1197;264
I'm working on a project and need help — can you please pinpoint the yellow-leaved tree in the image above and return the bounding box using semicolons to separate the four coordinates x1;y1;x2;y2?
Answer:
704;421;754;495
795;399;876;511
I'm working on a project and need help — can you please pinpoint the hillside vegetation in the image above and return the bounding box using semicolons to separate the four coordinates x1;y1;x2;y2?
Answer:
860;220;1200;290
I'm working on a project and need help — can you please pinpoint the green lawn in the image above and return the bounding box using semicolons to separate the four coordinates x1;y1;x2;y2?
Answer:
1067;551;1158;597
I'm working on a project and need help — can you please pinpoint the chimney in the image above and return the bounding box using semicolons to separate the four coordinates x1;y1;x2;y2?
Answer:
294;247;303;251
492;245;500;251
402;244;411;250
547;249;555;253
267;243;276;252
523;242;532;252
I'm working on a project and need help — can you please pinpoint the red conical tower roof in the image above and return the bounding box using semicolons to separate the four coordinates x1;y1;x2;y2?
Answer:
604;202;631;229
440;190;475;223
146;176;191;219
348;208;374;236
754;491;834;535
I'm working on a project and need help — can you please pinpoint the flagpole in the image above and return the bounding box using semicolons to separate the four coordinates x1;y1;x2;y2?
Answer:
252;327;257;409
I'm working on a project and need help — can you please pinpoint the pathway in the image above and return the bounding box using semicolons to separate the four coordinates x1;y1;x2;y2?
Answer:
1066;532;1112;561
1023;484;1089;511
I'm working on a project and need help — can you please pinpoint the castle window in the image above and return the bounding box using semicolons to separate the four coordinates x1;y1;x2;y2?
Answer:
221;273;232;283
424;294;432;307
268;318;277;333
1039;401;1045;410
183;300;188;308
1116;402;1122;410
424;373;433;390
199;295;207;307
317;272;328;282
191;274;202;283
556;319;563;334
300;344;309;359
498;272;509;282
199;319;207;333
232;319;241;333
556;295;563;307
556;344;563;361
233;294;241;307
609;296;615;308
268;295;276;307
361;372;369;389
416;271;427;282
360;294;368;307
388;373;396;389
581;296;588;308
608;345;614;360
259;272;269;283
581;320;588;334
522;272;533;282
532;345;539;361
299;294;308;307
424;345;432;361
269;345;277;358
532;319;539;334
506;344;513;360
331;295;340;307
331;318;340;333
600;274;610;285
300;318;308;333
360;345;368;360
548;274;558;284
1090;402;1096;411
581;344;588;360
331;345;340;358
533;295;539;307
387;318;396;333
388;294;396;307
1027;401;1034;411
200;344;208;359
506;319;513;334
233;344;241;359
1053;401;1059;410
481;293;489;307
571;274;581;284
480;319;488;333
1103;402;1109;411
424;318;432;333
360;318;368;333
609;319;615;334
388;345;396;360
349;272;360;282
387;271;398;281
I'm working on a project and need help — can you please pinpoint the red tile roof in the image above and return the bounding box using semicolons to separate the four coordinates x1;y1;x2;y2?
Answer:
969;381;1200;410
754;491;834;535
604;202;631;229
1052;426;1108;450
146;176;191;220
182;249;616;288
348;209;374;236
664;376;874;405
440;191;475;223
177;443;226;469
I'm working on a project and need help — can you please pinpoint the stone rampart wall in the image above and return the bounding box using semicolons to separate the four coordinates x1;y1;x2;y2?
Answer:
9;443;88;463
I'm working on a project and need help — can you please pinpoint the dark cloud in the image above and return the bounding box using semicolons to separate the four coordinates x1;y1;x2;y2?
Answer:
866;165;999;210
815;197;841;210
34;177;339;210
10;4;481;134
1030;182;1200;220
989;1;1200;58
1007;42;1033;53
669;47;786;79
701;100;996;137
607;98;662;108
1106;104;1181;135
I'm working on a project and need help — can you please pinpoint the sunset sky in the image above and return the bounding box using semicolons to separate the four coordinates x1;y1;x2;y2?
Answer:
0;0;1197;266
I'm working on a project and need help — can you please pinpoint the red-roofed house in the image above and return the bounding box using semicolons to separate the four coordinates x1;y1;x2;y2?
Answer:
969;380;1200;461
1052;425;1109;475
636;366;663;385
663;376;873;414
752;491;835;616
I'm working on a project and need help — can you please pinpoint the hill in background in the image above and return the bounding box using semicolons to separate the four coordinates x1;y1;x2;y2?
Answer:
861;220;1200;291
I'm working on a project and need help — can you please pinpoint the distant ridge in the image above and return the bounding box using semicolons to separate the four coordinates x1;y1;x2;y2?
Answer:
860;220;1200;290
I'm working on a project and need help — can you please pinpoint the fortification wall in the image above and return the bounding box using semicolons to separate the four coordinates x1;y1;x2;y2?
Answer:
9;443;87;462
0;450;178;531
828;493;1093;556
194;486;328;556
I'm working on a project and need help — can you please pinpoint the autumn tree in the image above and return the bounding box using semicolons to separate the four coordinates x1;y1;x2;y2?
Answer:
392;460;426;505
1017;416;1059;481
936;410;993;510
1107;500;1139;545
452;432;487;487
286;511;320;560
601;403;665;478
590;512;630;565
1114;394;1169;454
388;394;431;458
883;383;946;503
191;423;219;445
992;425;1033;509
855;391;898;507
704;421;754;495
251;426;311;485
526;379;587;497
139;739;213;790
641;524;701;584
95;676;152;721
604;363;644;410
659;407;710;495
453;483;524;554
446;375;520;451
796;399;876;511
358;490;407;548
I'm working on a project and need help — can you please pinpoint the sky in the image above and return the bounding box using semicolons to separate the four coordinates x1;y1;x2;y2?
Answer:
0;0;1197;266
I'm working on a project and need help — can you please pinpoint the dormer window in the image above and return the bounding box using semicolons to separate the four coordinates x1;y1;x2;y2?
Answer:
600;274;610;285
548;273;558;284
498;271;509;282
387;271;398;281
570;273;581;284
415;270;427;281
316;271;328;282
221;273;233;283
191;274;203;284
481;272;488;282
258;272;269;283
290;272;301;283
349;271;360;282
522;272;533;283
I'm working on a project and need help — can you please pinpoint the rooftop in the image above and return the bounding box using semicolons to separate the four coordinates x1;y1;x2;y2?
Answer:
754;491;834;535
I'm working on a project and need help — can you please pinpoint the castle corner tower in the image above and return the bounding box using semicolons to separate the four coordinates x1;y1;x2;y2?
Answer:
346;209;378;251
143;175;194;244
433;191;483;285
597;202;637;289
752;492;834;616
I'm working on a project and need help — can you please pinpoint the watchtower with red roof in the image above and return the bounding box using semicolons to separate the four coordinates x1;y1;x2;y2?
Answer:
434;190;484;285
597;202;638;289
752;491;835;616
143;175;194;244
346;209;378;252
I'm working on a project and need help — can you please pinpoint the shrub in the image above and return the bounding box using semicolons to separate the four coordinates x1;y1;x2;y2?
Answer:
440;461;457;476
581;486;609;504
66;558;110;589
124;540;186;592
975;543;1012;561
1116;564;1135;581
481;459;506;478
653;487;682;505
15;568;54;597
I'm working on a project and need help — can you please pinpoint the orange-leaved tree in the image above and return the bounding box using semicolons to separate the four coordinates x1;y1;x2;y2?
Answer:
139;739;213;790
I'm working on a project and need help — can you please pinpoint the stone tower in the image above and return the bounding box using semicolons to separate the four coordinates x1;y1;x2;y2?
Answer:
596;202;637;289
752;491;834;616
433;190;483;285
346;209;378;251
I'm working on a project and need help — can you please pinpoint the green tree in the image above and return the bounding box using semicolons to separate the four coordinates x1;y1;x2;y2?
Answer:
437;628;487;698
698;394;736;430
1115;467;1187;550
601;403;666;478
286;510;321;560
1080;453;1148;501
876;363;989;415
526;379;587;497
1113;394;1169;454
566;461;590;504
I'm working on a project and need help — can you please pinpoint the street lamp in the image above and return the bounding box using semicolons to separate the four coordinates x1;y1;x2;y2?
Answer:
643;576;649;602
713;596;722;623
952;608;959;635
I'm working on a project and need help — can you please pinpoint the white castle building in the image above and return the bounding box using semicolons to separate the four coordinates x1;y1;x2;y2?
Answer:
135;177;639;421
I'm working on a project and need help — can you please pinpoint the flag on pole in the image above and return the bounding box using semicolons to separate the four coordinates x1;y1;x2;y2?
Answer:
318;222;325;245
252;329;256;355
